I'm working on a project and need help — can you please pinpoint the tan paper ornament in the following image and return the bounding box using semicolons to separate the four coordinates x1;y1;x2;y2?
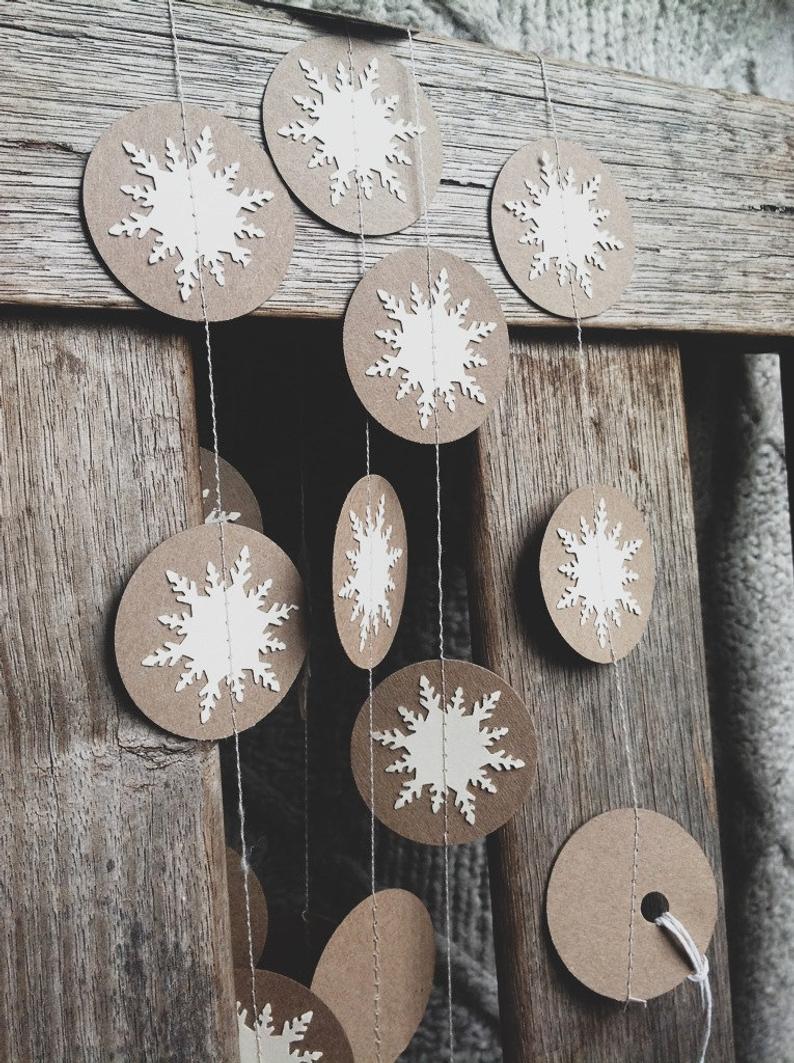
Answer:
226;846;268;969
200;448;263;533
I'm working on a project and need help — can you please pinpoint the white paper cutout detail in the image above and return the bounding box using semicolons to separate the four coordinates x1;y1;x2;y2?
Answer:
367;268;496;430
202;487;241;525
503;151;623;298
278;58;423;207
109;126;272;301
338;494;403;652
143;546;298;724
557;496;642;648
237;1002;322;1063
372;674;526;825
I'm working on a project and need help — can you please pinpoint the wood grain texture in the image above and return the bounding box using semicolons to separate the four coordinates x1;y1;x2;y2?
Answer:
0;313;236;1061
468;334;734;1061
1;0;793;334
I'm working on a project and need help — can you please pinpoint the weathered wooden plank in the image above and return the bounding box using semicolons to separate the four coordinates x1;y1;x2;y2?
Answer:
1;1;793;334
0;312;237;1061
468;334;734;1061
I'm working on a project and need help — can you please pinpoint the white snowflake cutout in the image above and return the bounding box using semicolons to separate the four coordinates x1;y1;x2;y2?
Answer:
373;674;526;825
278;56;423;206
557;496;642;648
202;486;241;525
143;545;298;724
237;1001;322;1063
110;126;272;301
338;494;403;652
366;268;496;430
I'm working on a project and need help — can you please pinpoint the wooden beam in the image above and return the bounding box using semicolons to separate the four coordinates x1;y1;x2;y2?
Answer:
0;312;236;1060
1;0;793;334
468;333;734;1061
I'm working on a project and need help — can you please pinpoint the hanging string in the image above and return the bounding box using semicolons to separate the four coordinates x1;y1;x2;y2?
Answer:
298;356;312;943
166;1;262;1058
407;27;455;1062
656;912;713;1063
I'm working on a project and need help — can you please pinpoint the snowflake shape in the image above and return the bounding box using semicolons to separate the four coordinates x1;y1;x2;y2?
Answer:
503;150;623;298
372;674;525;825
279;57;423;206
237;1001;322;1063
338;494;403;652
557;496;642;648
366;268;496;430
143;546;298;724
109;126;272;301
202;487;241;525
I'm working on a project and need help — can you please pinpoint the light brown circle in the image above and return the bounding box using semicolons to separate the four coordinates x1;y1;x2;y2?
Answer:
83;103;294;320
311;889;434;1063
546;809;718;1001
226;846;268;968
539;484;654;663
263;36;443;235
199;449;263;533
332;474;407;669
351;659;536;845
492;139;634;318
344;249;509;444
115;523;306;740
236;969;353;1063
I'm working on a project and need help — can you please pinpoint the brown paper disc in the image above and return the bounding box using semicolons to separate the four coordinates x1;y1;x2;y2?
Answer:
332;475;407;669
547;809;718;1001
344;249;509;444
492;139;634;318
351;660;536;845
236;969;353;1063
311;889;434;1063
263;36;442;235
226;846;268;968
83;103;294;320
200;448;263;533
115;523;307;740
539;484;654;663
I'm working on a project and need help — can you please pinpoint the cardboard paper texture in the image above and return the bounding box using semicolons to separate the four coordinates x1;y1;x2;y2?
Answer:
332;474;407;668
351;659;536;845
83;103;294;321
115;523;307;740
311;889;435;1063
546;808;718;1001
263;36;442;235
492;139;634;318
200;448;263;532
539;484;654;663
344;249;509;444
236;969;354;1063
226;846;268;969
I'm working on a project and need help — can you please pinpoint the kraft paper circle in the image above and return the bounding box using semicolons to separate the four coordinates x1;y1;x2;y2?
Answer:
263;36;442;235
492;139;634;318
226;846;268;968
115;523;307;740
332;475;407;669
236;969;354;1063
311;889;434;1063
546;809;718;1001
344;249;509;444
83;103;294;320
351;659;536;845
539;484;654;663
200;448;263;533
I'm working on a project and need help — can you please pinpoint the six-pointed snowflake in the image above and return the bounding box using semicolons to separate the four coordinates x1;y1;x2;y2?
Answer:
237;1001;322;1063
338;493;403;653
366;268;496;430
373;674;525;825
556;497;642;648
279;57;423;206
143;546;298;724
504;151;623;298
110;126;272;301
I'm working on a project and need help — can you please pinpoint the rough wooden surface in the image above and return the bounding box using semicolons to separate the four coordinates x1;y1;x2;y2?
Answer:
0;313;237;1061
1;0;793;334
468;333;734;1061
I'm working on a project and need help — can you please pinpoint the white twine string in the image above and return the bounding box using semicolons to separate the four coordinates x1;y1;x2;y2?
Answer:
167;1;262;1058
656;912;713;1062
298;375;312;940
407;27;455;1062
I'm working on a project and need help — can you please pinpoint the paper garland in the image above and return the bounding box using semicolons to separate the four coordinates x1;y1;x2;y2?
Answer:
226;846;269;969
200;448;264;532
